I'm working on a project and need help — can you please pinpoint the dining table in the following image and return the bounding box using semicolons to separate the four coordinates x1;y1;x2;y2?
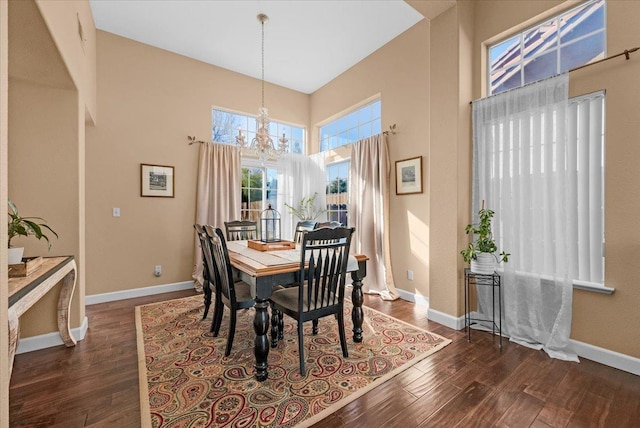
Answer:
225;240;368;381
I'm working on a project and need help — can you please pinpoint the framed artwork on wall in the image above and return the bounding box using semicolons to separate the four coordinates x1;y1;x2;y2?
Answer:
395;156;423;195
141;164;174;197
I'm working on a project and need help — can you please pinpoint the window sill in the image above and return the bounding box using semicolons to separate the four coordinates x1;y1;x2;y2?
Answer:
573;280;615;295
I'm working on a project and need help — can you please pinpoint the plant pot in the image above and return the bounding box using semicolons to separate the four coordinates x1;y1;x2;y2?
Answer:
8;247;24;265
470;252;496;274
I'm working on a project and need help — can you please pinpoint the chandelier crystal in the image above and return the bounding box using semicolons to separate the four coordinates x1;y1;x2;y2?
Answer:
236;14;288;164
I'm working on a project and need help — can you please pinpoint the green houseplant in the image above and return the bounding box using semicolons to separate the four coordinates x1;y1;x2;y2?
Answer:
284;192;326;221
7;199;58;264
460;202;509;274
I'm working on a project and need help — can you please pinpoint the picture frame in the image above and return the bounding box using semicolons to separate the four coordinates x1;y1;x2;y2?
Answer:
140;164;174;197
395;156;423;195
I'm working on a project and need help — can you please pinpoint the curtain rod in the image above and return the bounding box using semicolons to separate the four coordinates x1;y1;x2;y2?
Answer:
470;46;639;105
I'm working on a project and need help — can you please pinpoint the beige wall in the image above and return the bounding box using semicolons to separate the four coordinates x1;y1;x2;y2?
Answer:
85;31;309;295
310;20;431;299
35;0;97;124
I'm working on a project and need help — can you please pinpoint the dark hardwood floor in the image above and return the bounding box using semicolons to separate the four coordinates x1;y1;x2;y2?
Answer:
9;290;640;427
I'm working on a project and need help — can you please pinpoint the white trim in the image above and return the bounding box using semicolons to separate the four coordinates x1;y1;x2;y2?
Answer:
16;316;88;354
85;281;194;305
427;308;466;331
396;288;429;307
571;339;640;377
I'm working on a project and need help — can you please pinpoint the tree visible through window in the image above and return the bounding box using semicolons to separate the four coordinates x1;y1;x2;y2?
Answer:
325;161;349;226
241;166;278;223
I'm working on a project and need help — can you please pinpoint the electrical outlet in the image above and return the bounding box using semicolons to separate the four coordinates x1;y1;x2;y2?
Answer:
112;207;120;217
407;270;414;280
155;265;162;277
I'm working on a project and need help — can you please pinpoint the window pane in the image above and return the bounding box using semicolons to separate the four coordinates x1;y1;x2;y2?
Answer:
490;35;521;73
560;31;605;72
490;64;522;95
560;0;604;45
359;105;372;123
346;111;358;129
371;100;381;119
371;120;381;135
523;50;557;84
318;100;381;152
524;19;558;60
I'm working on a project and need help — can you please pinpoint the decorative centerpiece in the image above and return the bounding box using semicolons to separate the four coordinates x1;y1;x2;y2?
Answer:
460;201;509;274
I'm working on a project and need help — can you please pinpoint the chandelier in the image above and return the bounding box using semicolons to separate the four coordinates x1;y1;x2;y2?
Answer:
236;14;288;164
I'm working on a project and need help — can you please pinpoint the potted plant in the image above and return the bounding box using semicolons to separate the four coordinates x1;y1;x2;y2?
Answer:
460;202;509;274
7;199;58;264
284;192;326;221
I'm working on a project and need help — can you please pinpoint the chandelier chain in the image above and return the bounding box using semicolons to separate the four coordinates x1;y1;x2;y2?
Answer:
261;18;265;108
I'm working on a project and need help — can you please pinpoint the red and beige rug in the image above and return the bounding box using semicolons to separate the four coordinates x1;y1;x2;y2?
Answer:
136;295;451;428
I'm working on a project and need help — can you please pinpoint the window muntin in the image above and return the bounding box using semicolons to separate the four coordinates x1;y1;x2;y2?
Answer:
325;161;349;226
212;108;305;155
241;166;278;222
319;99;381;152
489;0;605;95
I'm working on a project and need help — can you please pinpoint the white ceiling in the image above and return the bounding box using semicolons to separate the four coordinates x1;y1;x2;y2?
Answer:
90;1;432;94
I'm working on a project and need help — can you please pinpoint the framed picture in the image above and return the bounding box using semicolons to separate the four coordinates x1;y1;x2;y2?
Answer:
395;156;423;195
141;164;174;197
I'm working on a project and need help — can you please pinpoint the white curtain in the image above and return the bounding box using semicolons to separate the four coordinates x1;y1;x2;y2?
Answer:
472;73;581;361
277;153;326;240
192;142;241;290
350;134;398;300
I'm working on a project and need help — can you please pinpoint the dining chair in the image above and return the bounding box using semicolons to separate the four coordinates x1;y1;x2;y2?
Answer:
313;221;343;229
224;220;258;241
293;220;316;244
269;226;355;376
204;225;256;356
193;224;218;325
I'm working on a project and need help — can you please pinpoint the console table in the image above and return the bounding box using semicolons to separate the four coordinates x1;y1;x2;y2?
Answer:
464;268;502;349
8;256;77;377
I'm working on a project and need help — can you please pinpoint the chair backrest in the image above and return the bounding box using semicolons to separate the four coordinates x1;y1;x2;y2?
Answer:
293;220;317;244
298;227;354;315
205;225;237;305
194;224;214;286
224;220;258;241
313;221;343;229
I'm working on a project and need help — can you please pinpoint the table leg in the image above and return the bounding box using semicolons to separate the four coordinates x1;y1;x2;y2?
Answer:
253;298;270;381
350;269;364;343
8;307;19;379
57;265;77;347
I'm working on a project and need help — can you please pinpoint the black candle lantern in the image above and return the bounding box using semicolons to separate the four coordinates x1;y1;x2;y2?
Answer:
260;204;281;243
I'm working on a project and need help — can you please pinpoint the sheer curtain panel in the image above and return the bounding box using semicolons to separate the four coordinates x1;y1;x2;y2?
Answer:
277;153;326;240
192;143;241;290
471;73;601;361
350;134;398;300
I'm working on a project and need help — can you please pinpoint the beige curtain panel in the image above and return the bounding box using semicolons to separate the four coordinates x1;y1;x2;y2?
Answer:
192;143;241;290
350;134;399;300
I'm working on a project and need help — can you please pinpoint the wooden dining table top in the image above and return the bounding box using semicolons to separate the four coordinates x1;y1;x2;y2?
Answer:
225;240;368;278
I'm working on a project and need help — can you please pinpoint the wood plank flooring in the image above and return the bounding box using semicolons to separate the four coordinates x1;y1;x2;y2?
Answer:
9;290;640;427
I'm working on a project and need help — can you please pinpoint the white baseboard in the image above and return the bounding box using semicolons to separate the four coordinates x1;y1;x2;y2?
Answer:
17;316;89;355
396;288;429;307
571;339;640;376
85;280;195;305
427;307;466;330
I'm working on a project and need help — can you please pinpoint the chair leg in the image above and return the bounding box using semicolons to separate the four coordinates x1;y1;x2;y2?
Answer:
297;322;306;376
270;309;280;348
225;310;237;357
211;299;223;336
278;311;284;340
202;281;212;320
337;312;349;358
312;319;319;335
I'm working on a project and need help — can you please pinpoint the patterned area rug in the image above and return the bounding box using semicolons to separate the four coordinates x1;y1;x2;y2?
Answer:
136;295;451;428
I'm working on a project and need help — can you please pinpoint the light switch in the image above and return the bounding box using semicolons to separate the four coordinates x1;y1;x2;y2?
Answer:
113;207;121;217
